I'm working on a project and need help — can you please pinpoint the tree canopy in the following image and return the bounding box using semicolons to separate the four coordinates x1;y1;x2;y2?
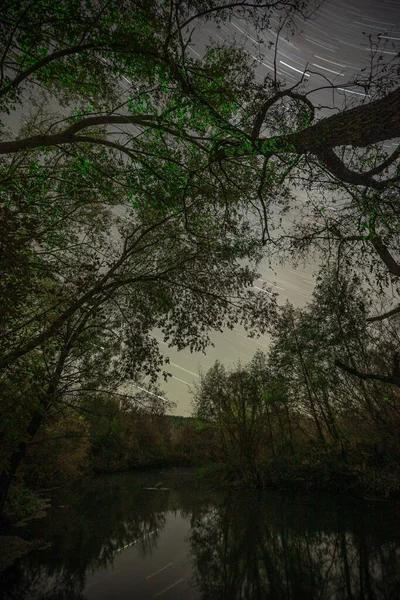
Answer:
2;0;399;302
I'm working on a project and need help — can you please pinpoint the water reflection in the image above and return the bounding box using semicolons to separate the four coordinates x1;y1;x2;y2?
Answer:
1;472;399;599
188;492;400;600
1;474;170;599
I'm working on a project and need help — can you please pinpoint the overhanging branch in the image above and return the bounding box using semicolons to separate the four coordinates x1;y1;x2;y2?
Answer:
367;304;400;323
335;359;400;387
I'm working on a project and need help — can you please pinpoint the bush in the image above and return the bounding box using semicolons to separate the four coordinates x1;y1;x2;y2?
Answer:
4;483;45;522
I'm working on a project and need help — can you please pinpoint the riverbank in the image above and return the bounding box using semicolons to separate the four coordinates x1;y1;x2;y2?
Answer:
0;467;206;572
196;459;400;503
0;536;49;572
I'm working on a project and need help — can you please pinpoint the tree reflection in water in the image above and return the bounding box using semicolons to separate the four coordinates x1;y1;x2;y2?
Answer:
0;474;169;599
1;473;399;599
187;492;400;600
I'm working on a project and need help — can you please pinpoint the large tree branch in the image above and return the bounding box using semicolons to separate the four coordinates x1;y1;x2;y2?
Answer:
363;144;400;178
0;115;152;155
335;359;400;388
367;305;400;323
369;235;400;277
285;87;400;151
0;43;97;98
0;41;164;99
251;88;315;140
62;114;156;135
254;87;400;181
315;148;400;190
0;113;209;155
316;148;381;188
178;0;316;34
222;88;400;189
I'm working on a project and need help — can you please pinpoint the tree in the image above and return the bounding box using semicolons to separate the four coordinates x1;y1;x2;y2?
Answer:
266;268;400;463
267;301;338;445
191;351;290;481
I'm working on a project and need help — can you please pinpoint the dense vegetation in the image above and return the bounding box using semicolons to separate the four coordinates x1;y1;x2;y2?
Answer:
191;302;400;498
1;0;400;523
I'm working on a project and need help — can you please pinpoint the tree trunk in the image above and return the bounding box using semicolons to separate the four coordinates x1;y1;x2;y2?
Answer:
0;319;81;515
0;409;44;515
284;403;295;455
268;410;276;458
292;328;326;445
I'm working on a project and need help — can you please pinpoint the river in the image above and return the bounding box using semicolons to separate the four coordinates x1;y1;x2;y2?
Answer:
1;469;399;599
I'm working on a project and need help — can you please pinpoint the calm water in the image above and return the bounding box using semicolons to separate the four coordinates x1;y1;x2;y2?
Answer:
1;469;399;599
